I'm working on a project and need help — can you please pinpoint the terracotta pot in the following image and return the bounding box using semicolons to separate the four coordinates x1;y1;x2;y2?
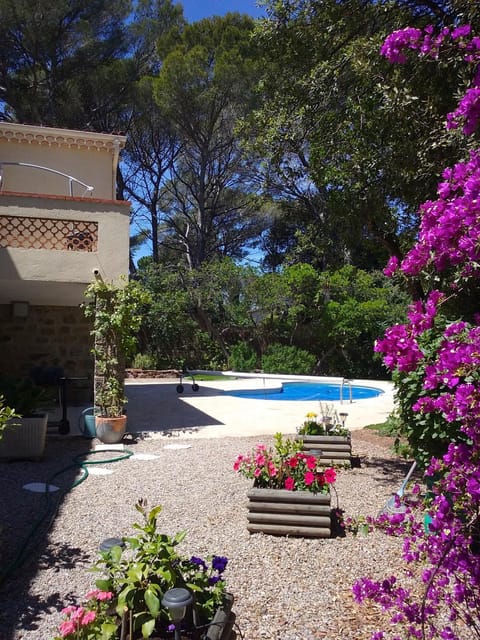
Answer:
95;415;127;444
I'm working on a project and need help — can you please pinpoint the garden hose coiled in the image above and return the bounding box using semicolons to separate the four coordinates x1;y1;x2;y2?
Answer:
0;447;134;587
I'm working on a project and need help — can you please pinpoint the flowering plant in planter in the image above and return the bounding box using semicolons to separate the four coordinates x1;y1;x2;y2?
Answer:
297;410;350;437
52;500;231;640
233;432;336;493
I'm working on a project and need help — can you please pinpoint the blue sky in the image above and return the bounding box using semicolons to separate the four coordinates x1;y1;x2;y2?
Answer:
179;0;266;22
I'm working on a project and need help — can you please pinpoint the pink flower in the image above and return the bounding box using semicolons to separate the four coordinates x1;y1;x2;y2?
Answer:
255;454;266;465
306;456;317;470
59;620;77;637
324;468;337;483
254;467;262;477
285;477;295;490
304;471;315;485
268;463;277;477
81;611;96;625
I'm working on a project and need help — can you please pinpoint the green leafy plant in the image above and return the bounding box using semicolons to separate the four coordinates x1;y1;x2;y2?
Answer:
261;343;316;375
82;278;151;418
228;341;257;372
131;353;157;371
233;432;337;493
0;394;19;440
91;500;228;639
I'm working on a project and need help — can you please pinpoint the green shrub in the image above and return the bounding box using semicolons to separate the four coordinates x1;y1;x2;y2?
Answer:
131;352;157;370
0;395;18;441
228;342;257;372
261;344;316;375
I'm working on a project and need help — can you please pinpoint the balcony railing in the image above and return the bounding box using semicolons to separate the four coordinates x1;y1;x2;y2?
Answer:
0;162;94;197
0;215;98;251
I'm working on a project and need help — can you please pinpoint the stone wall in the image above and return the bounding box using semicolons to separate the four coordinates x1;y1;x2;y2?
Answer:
0;304;94;385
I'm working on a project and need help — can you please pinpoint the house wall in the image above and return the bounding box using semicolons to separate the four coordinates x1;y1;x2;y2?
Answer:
0;123;123;199
0;123;128;403
0;303;94;397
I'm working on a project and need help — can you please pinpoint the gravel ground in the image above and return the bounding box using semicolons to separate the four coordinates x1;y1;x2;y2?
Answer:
0;429;414;640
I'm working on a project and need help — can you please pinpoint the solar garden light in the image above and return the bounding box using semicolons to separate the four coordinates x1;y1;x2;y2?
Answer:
99;537;124;552
162;588;193;640
339;412;348;428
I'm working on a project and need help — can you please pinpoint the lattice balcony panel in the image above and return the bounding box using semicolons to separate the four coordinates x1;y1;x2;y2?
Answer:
0;216;98;251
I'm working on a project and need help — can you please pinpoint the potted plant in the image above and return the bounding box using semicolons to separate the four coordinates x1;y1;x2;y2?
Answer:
82;277;150;444
0;378;48;460
296;408;352;466
52;500;235;640
233;433;337;538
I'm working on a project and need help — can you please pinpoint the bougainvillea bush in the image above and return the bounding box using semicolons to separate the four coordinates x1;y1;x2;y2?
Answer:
353;24;480;640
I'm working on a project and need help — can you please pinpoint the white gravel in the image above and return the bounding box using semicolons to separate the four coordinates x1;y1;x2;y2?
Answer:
0;430;412;640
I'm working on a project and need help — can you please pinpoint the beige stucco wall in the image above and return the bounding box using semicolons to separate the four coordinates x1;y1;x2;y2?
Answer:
0;123;124;200
0;193;131;305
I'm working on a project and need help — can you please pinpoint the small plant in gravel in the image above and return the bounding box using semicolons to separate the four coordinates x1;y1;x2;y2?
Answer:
233;432;337;493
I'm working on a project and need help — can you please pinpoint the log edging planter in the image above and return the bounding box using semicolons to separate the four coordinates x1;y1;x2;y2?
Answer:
247;488;332;538
296;434;352;467
205;592;236;640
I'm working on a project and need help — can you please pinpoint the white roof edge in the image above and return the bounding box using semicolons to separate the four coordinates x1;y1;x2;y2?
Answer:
0;122;126;151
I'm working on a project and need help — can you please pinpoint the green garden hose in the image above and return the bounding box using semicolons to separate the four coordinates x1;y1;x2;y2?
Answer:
0;447;134;587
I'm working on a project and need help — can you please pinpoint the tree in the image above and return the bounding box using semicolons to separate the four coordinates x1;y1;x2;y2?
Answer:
152;13;268;269
244;0;472;276
0;0;136;130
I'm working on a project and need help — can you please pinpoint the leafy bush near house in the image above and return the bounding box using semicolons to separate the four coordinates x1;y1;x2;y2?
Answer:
261;343;316;375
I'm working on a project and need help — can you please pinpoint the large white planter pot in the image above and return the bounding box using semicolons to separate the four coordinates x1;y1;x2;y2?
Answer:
0;414;48;461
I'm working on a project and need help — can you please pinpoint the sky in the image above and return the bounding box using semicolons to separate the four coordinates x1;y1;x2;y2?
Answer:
178;0;266;22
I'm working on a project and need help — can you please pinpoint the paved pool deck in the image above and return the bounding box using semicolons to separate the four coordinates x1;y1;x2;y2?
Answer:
120;376;395;439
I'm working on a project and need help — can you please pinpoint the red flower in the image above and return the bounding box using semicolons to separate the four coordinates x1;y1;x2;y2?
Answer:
285;477;295;490
306;456;317;470
324;467;336;483
304;471;315;485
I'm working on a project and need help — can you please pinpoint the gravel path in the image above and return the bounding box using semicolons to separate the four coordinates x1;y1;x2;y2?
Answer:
0;429;413;640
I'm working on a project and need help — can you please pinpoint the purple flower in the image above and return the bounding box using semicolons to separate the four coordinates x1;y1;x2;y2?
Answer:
211;555;228;573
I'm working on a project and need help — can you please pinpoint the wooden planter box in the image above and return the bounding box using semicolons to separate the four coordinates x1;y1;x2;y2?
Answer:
205;592;236;640
247;488;331;538
296;434;352;466
0;414;48;461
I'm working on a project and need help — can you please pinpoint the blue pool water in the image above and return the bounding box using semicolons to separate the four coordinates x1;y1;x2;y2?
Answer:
225;381;382;401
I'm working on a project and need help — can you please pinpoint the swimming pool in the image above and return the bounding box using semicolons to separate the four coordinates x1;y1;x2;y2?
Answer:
224;381;383;401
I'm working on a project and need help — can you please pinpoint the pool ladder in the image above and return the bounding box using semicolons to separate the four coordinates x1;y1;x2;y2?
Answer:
340;378;353;404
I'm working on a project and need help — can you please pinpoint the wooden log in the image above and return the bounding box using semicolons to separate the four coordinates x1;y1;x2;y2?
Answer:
296;435;351;444
247;523;331;537
304;442;352;452
247;501;331;515
247;488;331;504
247;512;331;527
